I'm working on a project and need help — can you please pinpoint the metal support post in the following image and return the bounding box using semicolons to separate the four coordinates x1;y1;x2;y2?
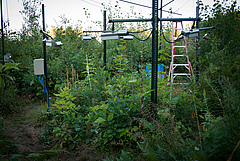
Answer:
196;0;200;82
42;4;49;105
1;0;4;65
103;10;107;69
151;0;158;108
159;0;163;64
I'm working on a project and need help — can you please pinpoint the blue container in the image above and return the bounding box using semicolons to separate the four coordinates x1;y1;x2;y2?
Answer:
146;63;164;78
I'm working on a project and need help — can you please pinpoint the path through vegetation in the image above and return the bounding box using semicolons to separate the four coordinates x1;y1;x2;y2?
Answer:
4;103;44;154
2;102;108;160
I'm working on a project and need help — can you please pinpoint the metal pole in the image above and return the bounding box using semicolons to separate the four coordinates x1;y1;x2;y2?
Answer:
154;0;158;105
42;4;49;105
196;0;199;82
158;0;163;103
151;0;158;108
160;0;163;39
83;30;112;33
159;0;163;66
103;10;107;69
1;0;4;65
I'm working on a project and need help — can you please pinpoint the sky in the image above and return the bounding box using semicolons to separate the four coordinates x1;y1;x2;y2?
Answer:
1;0;238;32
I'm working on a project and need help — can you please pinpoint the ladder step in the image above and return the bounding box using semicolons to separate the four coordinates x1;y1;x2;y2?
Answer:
173;64;189;66
172;83;190;85
173;73;191;76
174;28;183;30
173;46;186;48
172;55;187;57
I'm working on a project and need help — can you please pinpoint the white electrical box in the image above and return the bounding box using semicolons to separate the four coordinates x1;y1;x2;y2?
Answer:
34;59;44;75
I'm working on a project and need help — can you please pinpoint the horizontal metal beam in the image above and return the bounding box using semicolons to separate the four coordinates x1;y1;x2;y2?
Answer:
109;17;200;23
160;17;200;22
199;26;215;31
109;18;152;23
83;30;112;33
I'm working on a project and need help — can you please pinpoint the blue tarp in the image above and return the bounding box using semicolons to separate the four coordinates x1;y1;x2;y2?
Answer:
146;63;164;78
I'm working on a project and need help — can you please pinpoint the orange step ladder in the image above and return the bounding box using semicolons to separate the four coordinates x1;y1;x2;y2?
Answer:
168;21;194;85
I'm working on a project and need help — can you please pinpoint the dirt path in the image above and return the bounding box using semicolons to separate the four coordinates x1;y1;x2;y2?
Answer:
2;103;106;161
4;103;45;154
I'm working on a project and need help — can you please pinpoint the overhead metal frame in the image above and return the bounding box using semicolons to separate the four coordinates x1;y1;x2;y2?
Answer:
108;0;201;108
109;17;200;23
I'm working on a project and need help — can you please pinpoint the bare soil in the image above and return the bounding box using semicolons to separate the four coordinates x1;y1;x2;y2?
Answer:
4;103;45;154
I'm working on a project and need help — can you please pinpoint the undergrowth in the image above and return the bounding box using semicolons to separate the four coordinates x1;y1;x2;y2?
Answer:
37;48;240;160
37;64;237;161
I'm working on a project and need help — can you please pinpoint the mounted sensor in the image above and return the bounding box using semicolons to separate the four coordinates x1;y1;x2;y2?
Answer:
120;36;133;40
82;36;95;41
181;29;199;38
101;30;128;41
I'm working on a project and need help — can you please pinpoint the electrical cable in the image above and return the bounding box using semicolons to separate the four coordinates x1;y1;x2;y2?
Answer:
38;77;49;107
80;0;103;9
90;0;131;16
162;31;174;43
128;28;152;34
40;30;53;40
118;0;181;15
128;31;152;41
161;30;183;43
160;0;175;10
174;0;192;13
90;0;103;5
191;21;195;30
119;0;151;9
162;9;182;16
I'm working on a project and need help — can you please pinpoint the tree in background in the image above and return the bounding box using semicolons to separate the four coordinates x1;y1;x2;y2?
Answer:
20;0;42;36
199;0;240;88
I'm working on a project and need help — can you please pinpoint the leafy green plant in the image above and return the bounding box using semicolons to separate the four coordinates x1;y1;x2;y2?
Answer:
0;62;19;88
0;62;21;114
103;150;133;161
39;86;86;150
0;117;18;160
82;66;149;150
198;77;240;160
85;97;142;150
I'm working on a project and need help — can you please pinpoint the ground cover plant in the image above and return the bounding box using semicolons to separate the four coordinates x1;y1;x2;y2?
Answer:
0;0;239;160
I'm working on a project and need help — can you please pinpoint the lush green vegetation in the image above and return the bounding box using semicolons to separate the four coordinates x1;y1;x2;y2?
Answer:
0;0;239;160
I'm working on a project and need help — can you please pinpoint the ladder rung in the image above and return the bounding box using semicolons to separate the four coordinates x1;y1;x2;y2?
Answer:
173;46;186;48
174;28;183;30
173;64;189;66
172;83;190;85
173;55;187;57
173;73;191;76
